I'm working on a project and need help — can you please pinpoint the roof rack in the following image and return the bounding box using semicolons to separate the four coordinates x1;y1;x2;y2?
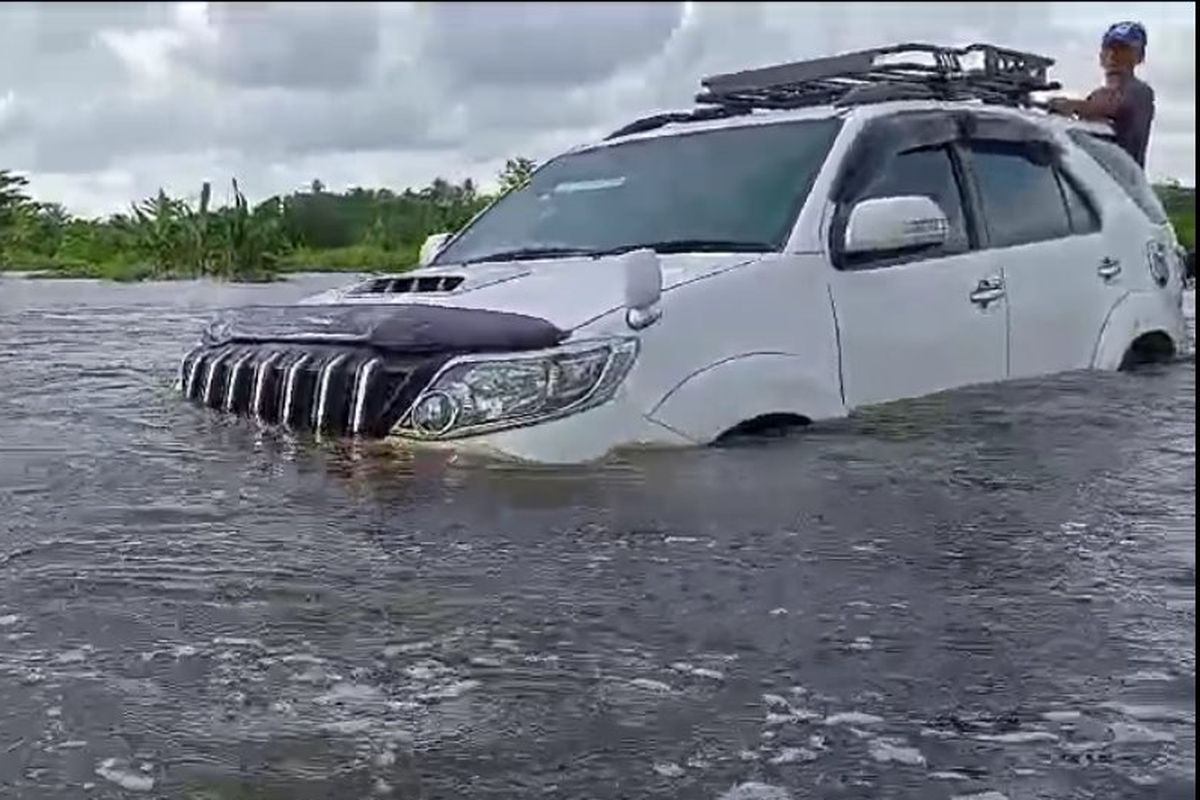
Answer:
697;42;1059;110
605;43;1060;140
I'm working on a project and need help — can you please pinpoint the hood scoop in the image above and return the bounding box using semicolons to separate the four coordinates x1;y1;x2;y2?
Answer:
346;274;466;295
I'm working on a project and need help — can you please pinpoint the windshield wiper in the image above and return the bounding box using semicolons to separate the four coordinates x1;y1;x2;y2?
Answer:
598;239;772;256
461;246;598;265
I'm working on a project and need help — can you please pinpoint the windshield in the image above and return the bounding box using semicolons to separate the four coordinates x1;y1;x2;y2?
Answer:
433;118;843;265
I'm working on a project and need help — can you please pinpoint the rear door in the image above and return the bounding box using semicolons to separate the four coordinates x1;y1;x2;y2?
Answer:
829;143;1009;408
961;138;1125;379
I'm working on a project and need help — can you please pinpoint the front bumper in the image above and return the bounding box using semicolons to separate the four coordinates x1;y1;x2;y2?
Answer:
179;342;691;462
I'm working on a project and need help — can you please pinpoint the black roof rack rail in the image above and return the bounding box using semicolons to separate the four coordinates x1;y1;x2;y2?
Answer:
603;43;1060;141
696;42;1059;111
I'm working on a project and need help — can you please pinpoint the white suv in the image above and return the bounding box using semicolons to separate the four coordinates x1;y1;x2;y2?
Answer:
180;44;1189;464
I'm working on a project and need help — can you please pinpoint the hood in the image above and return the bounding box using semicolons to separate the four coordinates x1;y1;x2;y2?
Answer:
296;252;761;331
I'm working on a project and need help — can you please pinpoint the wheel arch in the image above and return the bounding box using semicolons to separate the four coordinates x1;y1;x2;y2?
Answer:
646;352;846;444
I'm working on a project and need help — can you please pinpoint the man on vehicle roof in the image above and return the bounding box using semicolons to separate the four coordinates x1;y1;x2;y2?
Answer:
1048;21;1155;168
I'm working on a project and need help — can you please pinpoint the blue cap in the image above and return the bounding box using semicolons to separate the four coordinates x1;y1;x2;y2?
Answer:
1103;21;1148;50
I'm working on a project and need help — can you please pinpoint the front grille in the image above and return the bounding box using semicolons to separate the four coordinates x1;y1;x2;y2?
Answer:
179;345;431;437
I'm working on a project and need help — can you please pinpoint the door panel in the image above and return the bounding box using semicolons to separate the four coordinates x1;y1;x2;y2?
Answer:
1002;233;1123;377
832;253;1009;408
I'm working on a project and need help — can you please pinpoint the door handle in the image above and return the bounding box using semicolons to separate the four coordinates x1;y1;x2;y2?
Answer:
969;277;1005;307
1098;257;1122;281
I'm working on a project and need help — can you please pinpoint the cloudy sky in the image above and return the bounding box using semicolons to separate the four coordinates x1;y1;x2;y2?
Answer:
1;1;1194;217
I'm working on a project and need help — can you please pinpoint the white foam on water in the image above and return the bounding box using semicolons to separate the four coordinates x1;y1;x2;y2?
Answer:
930;771;972;780
689;668;725;681
54;647;91;665
314;682;384;706
717;782;793;800
629;678;673;693
868;738;926;767
0;614;21;627
824;712;884;726
653;762;685;778
951;793;1009;800
320;719;374;735
1108;722;1176;744
849;637;873;652
768;608;789;616
417;679;480;702
1101;702;1194;723
768;747;818;765
212;636;265;650
1041;710;1083;723
469;656;502;668
974;731;1059;744
95;758;154;792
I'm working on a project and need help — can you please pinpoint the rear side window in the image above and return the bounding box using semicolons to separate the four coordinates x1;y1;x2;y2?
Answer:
1066;130;1168;224
1058;173;1102;235
850;145;972;258
967;141;1072;248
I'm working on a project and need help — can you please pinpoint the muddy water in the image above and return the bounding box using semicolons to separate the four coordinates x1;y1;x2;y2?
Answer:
0;274;1194;799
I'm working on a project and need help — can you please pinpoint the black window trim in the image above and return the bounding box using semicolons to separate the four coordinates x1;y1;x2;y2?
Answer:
1053;167;1104;236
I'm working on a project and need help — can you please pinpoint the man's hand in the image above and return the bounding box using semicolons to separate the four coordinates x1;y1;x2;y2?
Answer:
1047;97;1081;116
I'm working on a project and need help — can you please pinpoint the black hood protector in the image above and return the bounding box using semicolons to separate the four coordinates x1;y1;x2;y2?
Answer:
201;303;568;354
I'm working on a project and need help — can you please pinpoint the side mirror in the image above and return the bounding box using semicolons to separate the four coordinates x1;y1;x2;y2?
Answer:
843;195;949;256
621;248;663;330
418;232;452;267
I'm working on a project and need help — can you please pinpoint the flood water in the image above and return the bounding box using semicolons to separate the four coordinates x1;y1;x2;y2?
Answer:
0;274;1194;800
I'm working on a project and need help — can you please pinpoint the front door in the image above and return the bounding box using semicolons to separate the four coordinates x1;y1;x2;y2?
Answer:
829;144;1009;409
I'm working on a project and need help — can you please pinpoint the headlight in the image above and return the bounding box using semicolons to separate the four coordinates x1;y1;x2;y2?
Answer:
396;337;638;439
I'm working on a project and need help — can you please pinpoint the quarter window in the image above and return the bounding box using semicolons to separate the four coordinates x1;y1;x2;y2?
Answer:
1067;130;1168;224
967;141;1072;248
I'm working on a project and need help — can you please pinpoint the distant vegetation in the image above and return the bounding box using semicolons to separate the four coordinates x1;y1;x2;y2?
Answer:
1156;182;1195;255
0;161;1193;283
0;157;536;282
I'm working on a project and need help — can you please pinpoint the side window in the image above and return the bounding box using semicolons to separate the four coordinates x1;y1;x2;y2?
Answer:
967;141;1072;248
845;145;971;265
1057;171;1101;235
1066;130;1168;224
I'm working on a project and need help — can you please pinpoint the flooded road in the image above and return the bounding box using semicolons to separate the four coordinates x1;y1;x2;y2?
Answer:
1;274;1194;800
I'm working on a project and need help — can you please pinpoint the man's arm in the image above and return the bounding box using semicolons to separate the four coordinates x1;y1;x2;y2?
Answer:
1048;87;1122;120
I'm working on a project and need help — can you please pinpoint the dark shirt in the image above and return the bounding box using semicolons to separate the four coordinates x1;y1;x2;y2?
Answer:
1088;75;1155;167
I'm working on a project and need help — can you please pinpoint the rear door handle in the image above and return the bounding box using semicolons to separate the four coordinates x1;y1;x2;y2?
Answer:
1098;257;1122;281
970;276;1005;307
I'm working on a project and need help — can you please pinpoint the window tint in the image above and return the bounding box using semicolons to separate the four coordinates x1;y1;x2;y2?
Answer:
854;145;971;256
1058;172;1101;235
968;141;1071;248
1067;130;1168;224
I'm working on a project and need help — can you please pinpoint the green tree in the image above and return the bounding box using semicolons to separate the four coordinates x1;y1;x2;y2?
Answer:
498;157;536;195
0;169;33;264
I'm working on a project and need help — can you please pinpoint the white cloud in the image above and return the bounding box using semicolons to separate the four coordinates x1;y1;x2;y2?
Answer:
0;1;1193;216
